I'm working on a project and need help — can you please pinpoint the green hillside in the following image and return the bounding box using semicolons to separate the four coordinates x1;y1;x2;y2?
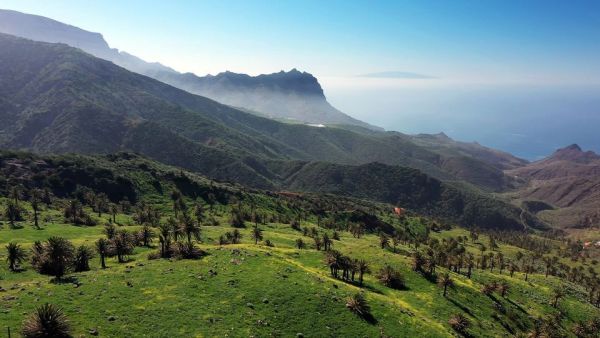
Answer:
0;151;598;337
0;33;518;193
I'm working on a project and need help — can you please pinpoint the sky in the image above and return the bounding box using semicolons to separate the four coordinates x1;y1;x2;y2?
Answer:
1;0;599;158
1;0;599;82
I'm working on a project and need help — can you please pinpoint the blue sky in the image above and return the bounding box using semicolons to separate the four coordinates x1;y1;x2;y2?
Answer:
1;0;599;83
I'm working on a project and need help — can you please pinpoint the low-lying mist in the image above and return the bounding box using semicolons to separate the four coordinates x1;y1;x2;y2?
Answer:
322;78;600;160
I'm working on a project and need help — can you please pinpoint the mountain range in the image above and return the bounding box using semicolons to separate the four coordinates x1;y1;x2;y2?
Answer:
2;8;596;232
506;144;600;228
0;8;378;130
0;32;542;230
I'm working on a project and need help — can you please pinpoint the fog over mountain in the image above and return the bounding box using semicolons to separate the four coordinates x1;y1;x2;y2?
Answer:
0;9;379;130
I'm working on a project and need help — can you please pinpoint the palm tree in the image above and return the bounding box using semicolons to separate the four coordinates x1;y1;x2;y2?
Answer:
22;303;71;338
498;282;510;297
356;259;370;286
109;203;119;223
179;212;201;244
295;238;305;249
322;233;332;251
73;245;94;272
552;287;565;308
42;237;75;279
379;233;389;249
345;293;370;318
509;262;518;278
30;189;43;229
5;200;23;228
94;193;109;218
251;225;263;245
139;225;154;247
438;273;454;297
9;185;22;206
95;238;109;269
64;200;82;225
158;222;172;257
194;201;205;224
113;231;133;263
325;250;342;278
170;189;183;217
6;242;26;272
230;229;242;244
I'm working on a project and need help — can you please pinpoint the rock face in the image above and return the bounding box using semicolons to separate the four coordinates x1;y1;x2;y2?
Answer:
507;144;600;228
148;68;380;130
0;9;379;130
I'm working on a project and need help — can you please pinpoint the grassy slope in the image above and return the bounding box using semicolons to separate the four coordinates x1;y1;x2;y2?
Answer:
0;203;596;337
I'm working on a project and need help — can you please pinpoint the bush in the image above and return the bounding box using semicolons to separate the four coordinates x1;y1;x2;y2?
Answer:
22;303;70;338
376;265;406;289
448;313;470;334
346;293;371;318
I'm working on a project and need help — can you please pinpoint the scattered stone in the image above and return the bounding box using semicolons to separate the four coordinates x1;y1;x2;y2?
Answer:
262;298;269;304
136;263;144;267
107;315;116;321
296;333;304;338
88;328;99;336
246;302;255;309
126;281;133;288
3;295;17;301
0;287;6;292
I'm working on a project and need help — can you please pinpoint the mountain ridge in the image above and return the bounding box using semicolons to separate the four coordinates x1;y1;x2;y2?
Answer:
0;8;379;130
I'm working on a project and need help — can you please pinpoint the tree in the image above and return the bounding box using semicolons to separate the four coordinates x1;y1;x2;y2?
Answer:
295;238;306;249
5;200;23;228
376;265;405;289
109;203;119;223
94;193;109;217
251;225;263;245
32;237;75;279
73;245;94;272
552;287;565;308
345;293;371;318
139;225;154;247
64;200;83;225
170;189;183;217
112;230;134;263
322;233;332;251
448;313;470;334
30;189;43;229
509;262;518;278
95;238;109;269
6;242;27;272
158;222;172;257
356;259;370;286
9;185;22;206
498;282;510;298
379;233;390;249
438;273;454;297
22;303;70;338
194;201;205;224
179;212;201;244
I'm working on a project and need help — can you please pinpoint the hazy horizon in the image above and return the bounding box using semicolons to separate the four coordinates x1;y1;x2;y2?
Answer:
2;0;599;159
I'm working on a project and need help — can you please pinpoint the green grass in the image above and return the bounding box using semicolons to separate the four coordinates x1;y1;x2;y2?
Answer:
1;205;597;337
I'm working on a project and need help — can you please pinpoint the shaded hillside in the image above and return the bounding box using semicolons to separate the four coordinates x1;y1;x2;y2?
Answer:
506;144;600;227
0;33;517;192
274;161;545;230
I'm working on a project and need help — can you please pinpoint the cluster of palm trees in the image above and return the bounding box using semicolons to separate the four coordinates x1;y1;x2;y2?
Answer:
6;237;92;278
324;250;370;286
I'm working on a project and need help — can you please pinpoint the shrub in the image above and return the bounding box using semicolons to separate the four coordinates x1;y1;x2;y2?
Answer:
346;293;371;318
376;265;406;289
448;313;470;334
22;303;70;338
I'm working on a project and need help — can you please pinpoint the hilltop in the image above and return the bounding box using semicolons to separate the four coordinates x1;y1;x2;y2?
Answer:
0;149;598;337
506;144;600;228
